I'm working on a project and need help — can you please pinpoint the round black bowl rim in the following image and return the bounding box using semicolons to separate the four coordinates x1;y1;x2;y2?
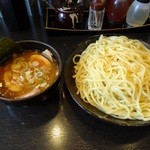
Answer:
64;34;150;127
0;40;62;103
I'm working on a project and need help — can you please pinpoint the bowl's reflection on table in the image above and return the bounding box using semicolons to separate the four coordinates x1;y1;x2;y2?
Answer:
6;89;60;126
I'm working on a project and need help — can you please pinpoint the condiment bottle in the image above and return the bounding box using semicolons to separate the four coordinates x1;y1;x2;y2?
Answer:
126;0;150;27
55;0;83;29
88;0;106;30
106;0;131;24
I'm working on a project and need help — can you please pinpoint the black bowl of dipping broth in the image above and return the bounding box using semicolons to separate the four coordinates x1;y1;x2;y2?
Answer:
0;40;62;106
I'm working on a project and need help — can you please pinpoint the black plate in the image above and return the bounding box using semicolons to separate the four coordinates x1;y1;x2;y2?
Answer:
64;35;150;126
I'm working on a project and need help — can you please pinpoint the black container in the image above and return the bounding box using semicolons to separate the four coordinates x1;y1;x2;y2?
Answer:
0;40;62;106
55;0;83;29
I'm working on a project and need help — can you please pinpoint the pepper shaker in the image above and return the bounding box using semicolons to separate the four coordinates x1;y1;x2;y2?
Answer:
88;0;106;30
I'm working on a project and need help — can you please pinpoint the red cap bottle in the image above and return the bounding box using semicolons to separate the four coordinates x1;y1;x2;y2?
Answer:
106;0;132;24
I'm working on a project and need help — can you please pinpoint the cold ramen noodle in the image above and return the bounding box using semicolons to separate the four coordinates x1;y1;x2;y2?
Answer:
0;49;59;100
73;35;150;121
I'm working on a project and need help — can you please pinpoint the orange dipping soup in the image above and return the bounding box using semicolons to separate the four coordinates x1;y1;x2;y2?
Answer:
0;50;59;100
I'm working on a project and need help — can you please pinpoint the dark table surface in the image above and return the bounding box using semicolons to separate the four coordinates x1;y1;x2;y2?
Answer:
0;1;150;150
